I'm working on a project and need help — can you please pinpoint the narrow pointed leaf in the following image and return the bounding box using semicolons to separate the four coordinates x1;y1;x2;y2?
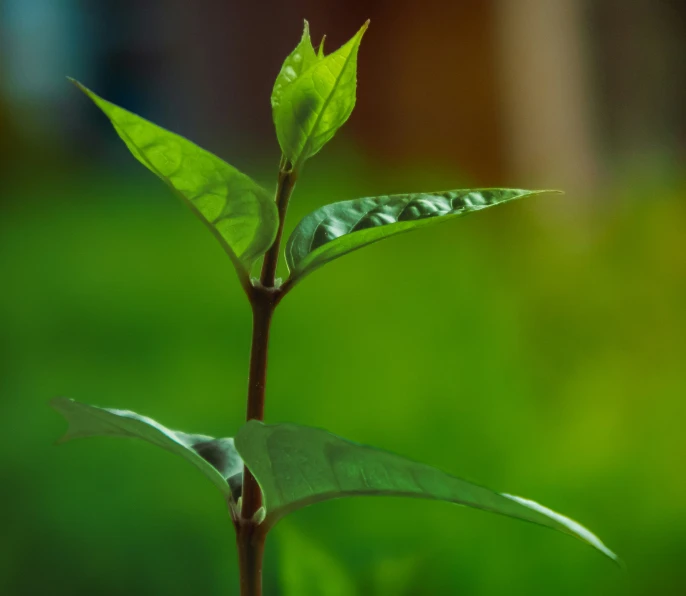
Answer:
235;421;618;563
71;80;278;281
286;189;554;284
273;21;368;167
271;21;320;112
51;398;243;500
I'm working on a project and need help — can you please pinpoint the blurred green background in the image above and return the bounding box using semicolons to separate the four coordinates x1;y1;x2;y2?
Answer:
1;1;685;595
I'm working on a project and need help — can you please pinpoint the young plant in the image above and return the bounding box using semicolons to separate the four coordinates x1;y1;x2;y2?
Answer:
53;21;619;595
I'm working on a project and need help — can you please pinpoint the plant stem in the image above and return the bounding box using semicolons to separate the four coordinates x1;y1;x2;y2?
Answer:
245;294;274;423
237;162;297;595
235;292;272;596
260;167;297;288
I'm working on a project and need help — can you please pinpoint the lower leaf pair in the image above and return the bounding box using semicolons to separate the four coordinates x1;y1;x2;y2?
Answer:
51;398;619;563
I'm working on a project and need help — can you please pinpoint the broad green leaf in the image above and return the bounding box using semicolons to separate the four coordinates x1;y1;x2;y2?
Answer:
273;21;368;168
271;21;320;113
51;398;242;501
235;421;619;563
279;524;358;596
71;80;278;281
286;189;554;283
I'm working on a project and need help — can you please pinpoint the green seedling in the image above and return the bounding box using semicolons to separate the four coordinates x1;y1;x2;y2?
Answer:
53;20;619;595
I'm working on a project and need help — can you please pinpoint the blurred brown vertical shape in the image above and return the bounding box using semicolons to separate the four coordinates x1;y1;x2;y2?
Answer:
592;0;686;173
494;0;601;197
0;100;15;167
344;0;507;184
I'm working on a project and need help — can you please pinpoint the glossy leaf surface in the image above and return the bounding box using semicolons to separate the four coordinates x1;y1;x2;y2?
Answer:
51;398;242;500
235;421;618;562
286;189;552;283
273;22;368;167
72;81;278;279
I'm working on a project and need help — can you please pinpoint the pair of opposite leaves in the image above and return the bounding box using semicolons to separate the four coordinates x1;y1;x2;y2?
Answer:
59;22;618;564
70;21;552;293
52;398;618;564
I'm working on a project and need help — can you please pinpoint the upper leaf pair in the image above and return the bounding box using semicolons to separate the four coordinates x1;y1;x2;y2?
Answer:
72;24;552;297
51;398;619;565
69;20;367;293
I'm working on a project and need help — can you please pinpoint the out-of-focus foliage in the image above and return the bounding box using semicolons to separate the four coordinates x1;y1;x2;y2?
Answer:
279;524;357;596
1;157;684;595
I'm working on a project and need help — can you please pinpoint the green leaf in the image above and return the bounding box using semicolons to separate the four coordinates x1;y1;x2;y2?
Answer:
51;398;242;501
271;21;320;114
286;189;554;284
273;21;368;168
235;421;619;563
71;80;278;284
317;35;327;59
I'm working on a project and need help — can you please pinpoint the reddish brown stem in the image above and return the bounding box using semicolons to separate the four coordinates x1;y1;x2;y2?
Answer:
240;289;274;525
237;162;296;595
245;294;274;422
260;169;297;288
236;523;266;596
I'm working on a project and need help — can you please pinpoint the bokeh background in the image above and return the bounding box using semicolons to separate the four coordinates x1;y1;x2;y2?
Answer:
1;0;685;594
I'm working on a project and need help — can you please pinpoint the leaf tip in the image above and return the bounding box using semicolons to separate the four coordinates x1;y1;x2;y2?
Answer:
67;78;96;102
614;555;627;572
517;189;564;201
50;397;74;444
67;77;86;92
50;396;71;410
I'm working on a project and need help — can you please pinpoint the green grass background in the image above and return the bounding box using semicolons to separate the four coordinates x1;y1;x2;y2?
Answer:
1;156;684;595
